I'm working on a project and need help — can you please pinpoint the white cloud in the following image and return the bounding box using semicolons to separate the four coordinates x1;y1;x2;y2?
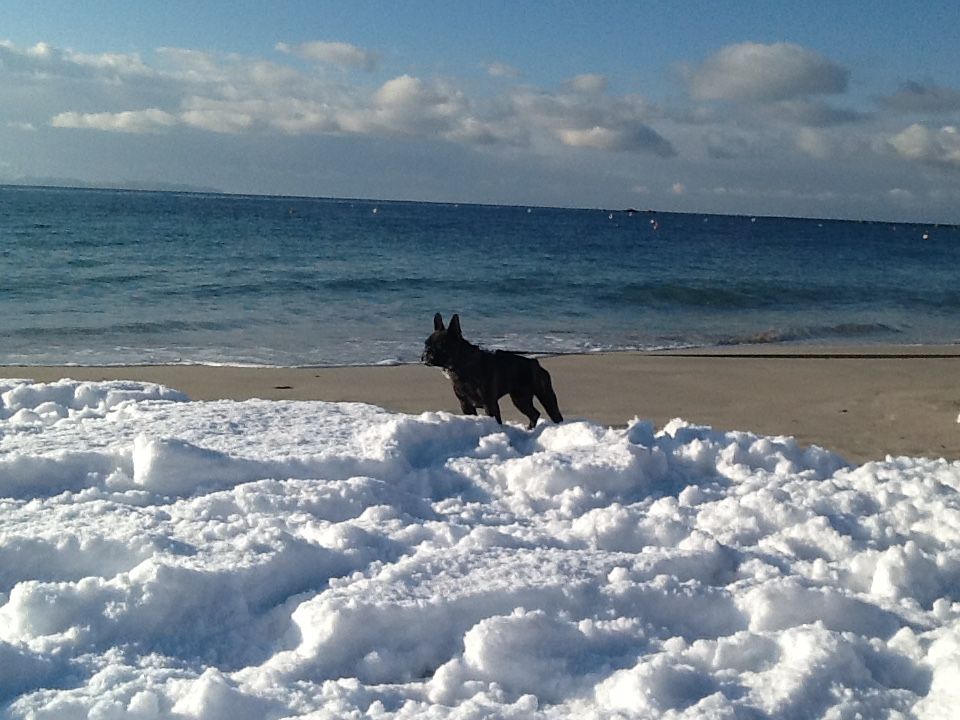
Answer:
376;74;430;106
557;126;617;149
510;86;674;156
795;127;833;159
486;61;520;79
690;42;848;102
51;109;177;133
277;41;378;71
445;117;526;146
5;33;960;220
888;187;914;202
557;124;674;155
0;40;60;73
671;182;686;195
156;47;229;82
4;37;675;157
155;48;305;99
261;98;342;135
888;124;960;168
180;107;254;134
0;39;152;80
565;73;607;94
350;74;470;137
69;50;153;76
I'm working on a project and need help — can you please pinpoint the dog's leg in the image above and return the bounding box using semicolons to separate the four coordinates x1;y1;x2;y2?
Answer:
510;392;540;429
454;387;477;416
482;394;503;424
534;366;564;423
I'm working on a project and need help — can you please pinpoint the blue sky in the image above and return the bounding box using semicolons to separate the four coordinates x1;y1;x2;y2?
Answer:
2;1;959;221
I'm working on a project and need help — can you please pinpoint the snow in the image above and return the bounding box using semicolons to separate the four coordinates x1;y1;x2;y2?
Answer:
1;378;960;718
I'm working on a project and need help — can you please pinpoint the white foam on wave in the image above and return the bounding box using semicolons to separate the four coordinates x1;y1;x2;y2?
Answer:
1;379;959;718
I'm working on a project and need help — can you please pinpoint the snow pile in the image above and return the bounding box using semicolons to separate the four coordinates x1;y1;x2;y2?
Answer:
2;379;960;718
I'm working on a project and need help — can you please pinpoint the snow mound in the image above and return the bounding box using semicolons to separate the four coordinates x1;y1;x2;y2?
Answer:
1;380;959;719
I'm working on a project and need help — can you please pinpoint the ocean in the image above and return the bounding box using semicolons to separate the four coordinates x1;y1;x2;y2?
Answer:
3;184;958;366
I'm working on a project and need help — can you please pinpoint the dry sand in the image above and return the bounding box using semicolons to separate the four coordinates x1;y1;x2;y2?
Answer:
4;346;959;463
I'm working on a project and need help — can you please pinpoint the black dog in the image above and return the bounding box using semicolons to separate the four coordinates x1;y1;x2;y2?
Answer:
421;313;563;429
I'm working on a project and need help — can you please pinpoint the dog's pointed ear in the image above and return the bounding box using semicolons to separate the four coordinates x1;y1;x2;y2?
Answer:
449;314;462;337
433;313;444;331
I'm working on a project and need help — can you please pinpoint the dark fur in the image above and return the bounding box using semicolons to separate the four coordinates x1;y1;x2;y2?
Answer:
421;313;563;429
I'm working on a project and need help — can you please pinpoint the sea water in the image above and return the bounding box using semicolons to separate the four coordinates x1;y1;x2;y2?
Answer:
2;184;958;366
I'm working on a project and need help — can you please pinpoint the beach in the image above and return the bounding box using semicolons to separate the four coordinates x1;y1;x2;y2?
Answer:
4;345;958;463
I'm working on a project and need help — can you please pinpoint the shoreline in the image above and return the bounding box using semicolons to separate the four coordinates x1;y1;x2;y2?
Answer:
3;344;959;464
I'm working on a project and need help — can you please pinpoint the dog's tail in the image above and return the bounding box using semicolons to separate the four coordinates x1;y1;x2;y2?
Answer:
534;365;563;423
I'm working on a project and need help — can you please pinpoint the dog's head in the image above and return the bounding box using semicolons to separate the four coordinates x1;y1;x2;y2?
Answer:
421;313;464;368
